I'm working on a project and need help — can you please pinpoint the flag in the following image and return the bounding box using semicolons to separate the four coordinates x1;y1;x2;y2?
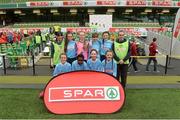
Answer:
173;8;180;40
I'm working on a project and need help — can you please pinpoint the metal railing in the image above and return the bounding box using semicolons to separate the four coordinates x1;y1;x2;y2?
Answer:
1;54;178;76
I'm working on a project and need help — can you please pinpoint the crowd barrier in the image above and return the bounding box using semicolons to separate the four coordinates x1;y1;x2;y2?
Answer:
1;54;179;76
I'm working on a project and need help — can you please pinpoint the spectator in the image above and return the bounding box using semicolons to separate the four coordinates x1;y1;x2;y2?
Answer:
34;31;42;53
7;32;13;44
1;32;7;43
129;39;140;72
146;38;159;72
0;32;7;44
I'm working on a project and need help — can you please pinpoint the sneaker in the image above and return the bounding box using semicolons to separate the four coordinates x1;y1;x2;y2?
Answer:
145;70;150;72
135;70;140;73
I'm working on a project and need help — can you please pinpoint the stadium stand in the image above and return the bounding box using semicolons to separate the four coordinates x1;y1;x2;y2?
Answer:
11;22;162;28
0;0;52;3
0;0;179;71
13;23;80;28
0;0;179;3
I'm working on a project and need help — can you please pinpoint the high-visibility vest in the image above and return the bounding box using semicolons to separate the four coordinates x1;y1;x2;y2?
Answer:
42;34;46;42
52;40;65;65
114;40;129;64
35;35;41;44
49;34;55;41
54;26;60;32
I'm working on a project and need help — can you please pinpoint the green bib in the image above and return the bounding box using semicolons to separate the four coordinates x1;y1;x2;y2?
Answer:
114;40;129;64
42;34;46;42
54;26;60;32
35;36;41;44
20;41;27;53
52;40;65;65
49;34;55;41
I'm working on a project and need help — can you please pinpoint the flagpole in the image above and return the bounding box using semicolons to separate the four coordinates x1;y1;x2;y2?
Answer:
168;22;174;65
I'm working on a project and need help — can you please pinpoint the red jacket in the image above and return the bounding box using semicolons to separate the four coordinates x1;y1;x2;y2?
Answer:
149;42;158;56
131;42;138;56
0;34;7;43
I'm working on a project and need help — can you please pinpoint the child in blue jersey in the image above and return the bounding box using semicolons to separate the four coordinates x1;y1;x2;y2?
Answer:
87;49;103;72
102;50;117;77
99;31;113;61
64;32;77;64
72;54;88;71
89;33;101;58
53;53;71;76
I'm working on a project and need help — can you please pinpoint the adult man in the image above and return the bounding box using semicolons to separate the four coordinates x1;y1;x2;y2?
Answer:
146;38;159;72
50;32;65;68
113;30;131;88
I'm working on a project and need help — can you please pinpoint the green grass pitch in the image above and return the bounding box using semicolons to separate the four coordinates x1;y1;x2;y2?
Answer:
0;88;180;119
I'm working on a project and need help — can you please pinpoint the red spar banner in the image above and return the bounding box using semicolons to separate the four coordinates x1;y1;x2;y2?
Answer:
109;28;142;36
63;1;83;6
146;27;169;32
29;2;49;7
126;0;146;6
44;71;125;114
96;0;116;5
66;28;91;33
152;0;172;6
177;2;180;6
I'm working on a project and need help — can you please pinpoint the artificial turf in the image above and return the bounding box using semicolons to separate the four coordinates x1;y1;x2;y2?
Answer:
0;88;180;119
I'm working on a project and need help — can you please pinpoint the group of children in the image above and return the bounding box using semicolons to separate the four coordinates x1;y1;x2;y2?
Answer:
51;31;119;77
49;29;153;77
53;49;117;77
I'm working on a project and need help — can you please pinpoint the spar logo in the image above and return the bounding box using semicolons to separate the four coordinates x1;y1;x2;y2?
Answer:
49;86;120;102
44;71;125;114
107;87;118;99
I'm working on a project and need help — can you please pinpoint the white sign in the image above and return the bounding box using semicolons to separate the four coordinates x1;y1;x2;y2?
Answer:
49;86;120;102
90;15;112;32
